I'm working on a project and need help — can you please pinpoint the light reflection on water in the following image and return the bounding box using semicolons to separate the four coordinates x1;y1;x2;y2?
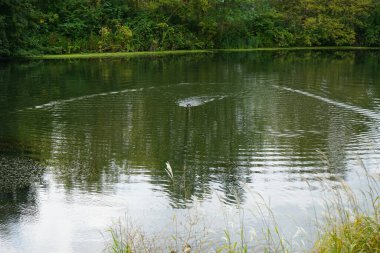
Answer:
0;51;379;252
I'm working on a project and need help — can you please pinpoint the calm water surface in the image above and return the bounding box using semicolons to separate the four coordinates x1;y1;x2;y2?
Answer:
0;51;379;252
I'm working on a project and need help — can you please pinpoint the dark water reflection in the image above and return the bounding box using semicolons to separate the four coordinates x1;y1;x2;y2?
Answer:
0;51;379;252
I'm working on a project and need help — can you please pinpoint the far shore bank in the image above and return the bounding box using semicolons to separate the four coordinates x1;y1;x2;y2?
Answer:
24;46;380;60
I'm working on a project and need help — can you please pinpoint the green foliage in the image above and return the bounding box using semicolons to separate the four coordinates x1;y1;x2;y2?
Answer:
250;10;295;47
0;0;42;56
1;0;380;56
314;215;380;253
302;16;356;46
98;24;133;52
114;24;133;51
270;0;373;46
362;1;380;46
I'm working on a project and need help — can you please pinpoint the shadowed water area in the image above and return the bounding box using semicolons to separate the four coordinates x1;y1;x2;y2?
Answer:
0;51;379;252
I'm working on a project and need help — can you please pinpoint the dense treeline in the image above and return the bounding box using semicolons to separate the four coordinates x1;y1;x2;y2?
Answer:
0;0;380;56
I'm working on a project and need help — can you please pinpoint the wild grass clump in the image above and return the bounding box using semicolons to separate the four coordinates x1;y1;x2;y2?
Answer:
314;215;380;253
313;161;380;253
108;218;159;253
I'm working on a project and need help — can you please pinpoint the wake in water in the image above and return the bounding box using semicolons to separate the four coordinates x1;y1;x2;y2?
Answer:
273;85;380;121
16;87;152;112
13;82;208;113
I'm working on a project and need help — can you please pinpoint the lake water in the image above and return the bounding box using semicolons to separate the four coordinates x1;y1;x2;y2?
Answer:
0;51;379;252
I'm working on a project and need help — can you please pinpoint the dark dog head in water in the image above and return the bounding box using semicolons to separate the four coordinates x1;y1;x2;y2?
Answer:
186;103;191;108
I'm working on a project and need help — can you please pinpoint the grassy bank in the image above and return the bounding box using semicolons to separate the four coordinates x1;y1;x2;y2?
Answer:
29;47;380;60
218;46;380;52
107;162;379;253
30;50;213;60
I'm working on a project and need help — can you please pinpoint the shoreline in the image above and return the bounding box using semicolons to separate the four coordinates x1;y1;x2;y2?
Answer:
25;46;380;60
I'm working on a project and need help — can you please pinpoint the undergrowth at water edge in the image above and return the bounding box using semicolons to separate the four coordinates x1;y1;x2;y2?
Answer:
313;162;380;253
107;160;380;253
314;215;380;253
